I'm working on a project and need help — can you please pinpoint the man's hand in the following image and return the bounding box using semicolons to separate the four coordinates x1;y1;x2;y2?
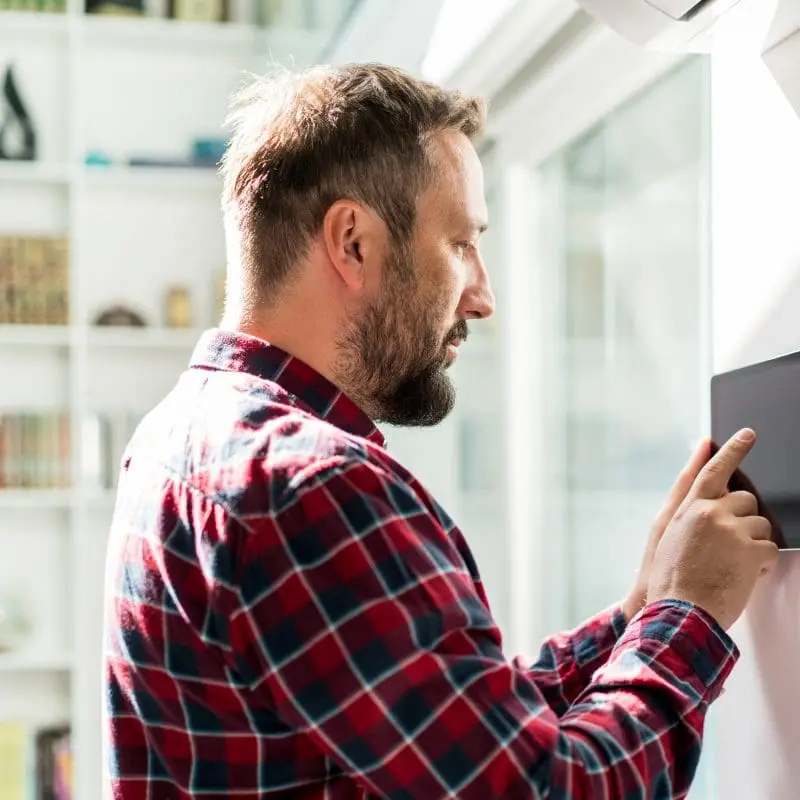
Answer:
647;428;778;629
622;438;712;622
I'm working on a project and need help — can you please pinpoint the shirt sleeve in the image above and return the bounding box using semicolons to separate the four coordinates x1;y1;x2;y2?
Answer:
231;457;738;800
516;605;629;718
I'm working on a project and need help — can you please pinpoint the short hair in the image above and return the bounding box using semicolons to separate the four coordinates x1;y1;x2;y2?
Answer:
220;63;486;307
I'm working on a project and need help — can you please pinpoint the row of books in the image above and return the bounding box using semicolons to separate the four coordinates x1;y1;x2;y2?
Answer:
82;410;143;490
0;0;65;10
0;238;70;327
0;722;71;800
0;411;149;491
0;413;71;490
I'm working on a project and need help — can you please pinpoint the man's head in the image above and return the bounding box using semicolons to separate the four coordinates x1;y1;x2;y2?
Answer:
220;63;495;426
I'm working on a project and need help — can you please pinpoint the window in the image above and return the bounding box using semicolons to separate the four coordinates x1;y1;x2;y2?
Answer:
537;56;715;798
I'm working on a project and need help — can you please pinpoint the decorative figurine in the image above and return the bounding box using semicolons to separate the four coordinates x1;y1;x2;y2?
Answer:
94;305;147;327
0;65;37;162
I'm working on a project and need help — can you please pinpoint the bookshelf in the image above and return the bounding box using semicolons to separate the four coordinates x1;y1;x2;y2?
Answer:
0;651;74;672
0;3;348;798
0;490;74;509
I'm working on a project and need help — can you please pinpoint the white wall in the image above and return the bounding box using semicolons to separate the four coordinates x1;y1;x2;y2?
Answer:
711;47;800;800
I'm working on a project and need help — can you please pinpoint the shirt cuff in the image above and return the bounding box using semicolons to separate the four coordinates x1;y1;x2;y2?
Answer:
615;599;739;703
569;604;629;676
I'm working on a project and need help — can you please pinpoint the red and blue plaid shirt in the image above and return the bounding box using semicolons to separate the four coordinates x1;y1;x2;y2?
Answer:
103;328;738;799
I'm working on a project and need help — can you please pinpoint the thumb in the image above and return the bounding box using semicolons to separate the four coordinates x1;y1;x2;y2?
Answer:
652;438;711;534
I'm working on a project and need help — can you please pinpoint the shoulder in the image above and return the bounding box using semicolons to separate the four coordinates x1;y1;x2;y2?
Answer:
271;426;459;537
260;427;420;527
208;396;413;520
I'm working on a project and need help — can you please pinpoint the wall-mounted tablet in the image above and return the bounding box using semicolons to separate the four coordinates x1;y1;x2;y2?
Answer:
711;351;800;551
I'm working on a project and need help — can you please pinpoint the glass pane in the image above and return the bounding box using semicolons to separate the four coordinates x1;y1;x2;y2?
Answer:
538;56;713;798
542;56;710;614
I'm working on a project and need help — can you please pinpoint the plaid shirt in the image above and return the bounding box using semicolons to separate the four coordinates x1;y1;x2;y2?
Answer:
103;328;738;799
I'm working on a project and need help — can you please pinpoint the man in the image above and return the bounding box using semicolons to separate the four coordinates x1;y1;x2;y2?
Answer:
102;64;777;798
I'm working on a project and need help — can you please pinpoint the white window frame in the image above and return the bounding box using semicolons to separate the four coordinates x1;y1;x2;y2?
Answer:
445;9;717;797
443;0;701;651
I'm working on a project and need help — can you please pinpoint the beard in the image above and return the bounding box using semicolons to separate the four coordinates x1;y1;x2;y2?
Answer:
335;247;466;427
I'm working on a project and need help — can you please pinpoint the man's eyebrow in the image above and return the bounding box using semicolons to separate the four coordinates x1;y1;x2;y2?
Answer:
453;218;488;236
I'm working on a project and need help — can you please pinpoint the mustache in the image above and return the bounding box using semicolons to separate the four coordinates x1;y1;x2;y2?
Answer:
446;319;469;345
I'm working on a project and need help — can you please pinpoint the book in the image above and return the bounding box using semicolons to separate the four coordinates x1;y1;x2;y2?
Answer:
0;721;27;800
81;413;113;491
0;412;71;489
0;722;72;799
35;726;72;800
0;0;67;11
0;236;69;326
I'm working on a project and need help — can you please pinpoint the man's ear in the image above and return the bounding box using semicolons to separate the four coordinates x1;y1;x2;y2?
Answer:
322;200;383;291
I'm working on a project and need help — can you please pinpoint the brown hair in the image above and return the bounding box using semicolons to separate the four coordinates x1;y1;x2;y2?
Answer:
220;63;486;308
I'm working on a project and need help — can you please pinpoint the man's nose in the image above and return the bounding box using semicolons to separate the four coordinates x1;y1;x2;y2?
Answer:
462;265;495;320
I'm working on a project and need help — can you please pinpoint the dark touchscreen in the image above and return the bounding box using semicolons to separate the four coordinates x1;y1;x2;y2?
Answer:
711;352;800;550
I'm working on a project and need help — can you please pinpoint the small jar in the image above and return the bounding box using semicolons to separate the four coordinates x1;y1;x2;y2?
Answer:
165;286;192;329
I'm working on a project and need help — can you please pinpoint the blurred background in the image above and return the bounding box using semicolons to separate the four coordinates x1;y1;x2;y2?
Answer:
0;0;790;797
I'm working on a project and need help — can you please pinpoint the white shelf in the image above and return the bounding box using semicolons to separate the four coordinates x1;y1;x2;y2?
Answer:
0;650;73;672
87;326;202;350
0;489;73;509
0;324;203;348
0;162;221;190
0;324;72;347
0;161;72;186
0;10;69;41
0;488;124;511
83;164;222;191
85;489;117;511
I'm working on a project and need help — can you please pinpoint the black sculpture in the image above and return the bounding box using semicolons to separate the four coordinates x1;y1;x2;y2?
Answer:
0;64;37;162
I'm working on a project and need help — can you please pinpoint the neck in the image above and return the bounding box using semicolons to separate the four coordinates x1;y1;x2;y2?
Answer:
222;300;342;392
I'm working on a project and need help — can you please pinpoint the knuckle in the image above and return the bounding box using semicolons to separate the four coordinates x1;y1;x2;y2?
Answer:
744;516;772;541
693;504;716;527
724;519;743;540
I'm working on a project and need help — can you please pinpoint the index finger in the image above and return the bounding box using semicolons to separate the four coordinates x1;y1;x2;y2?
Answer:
651;438;711;533
691;428;756;500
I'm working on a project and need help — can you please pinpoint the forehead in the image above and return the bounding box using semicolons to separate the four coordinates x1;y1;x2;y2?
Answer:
418;130;487;231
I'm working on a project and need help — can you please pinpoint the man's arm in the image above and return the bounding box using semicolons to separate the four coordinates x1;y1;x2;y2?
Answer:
523;438;718;718
515;605;628;718
231;456;736;799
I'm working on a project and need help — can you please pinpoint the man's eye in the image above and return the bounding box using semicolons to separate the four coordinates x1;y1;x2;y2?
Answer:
455;242;475;256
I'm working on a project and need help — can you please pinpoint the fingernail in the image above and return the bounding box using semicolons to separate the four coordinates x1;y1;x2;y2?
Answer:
738;429;755;442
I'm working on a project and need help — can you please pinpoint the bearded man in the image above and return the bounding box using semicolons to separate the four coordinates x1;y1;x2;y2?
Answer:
102;63;777;799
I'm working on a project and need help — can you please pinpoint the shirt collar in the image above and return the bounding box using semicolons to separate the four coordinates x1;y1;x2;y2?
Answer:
189;328;386;448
